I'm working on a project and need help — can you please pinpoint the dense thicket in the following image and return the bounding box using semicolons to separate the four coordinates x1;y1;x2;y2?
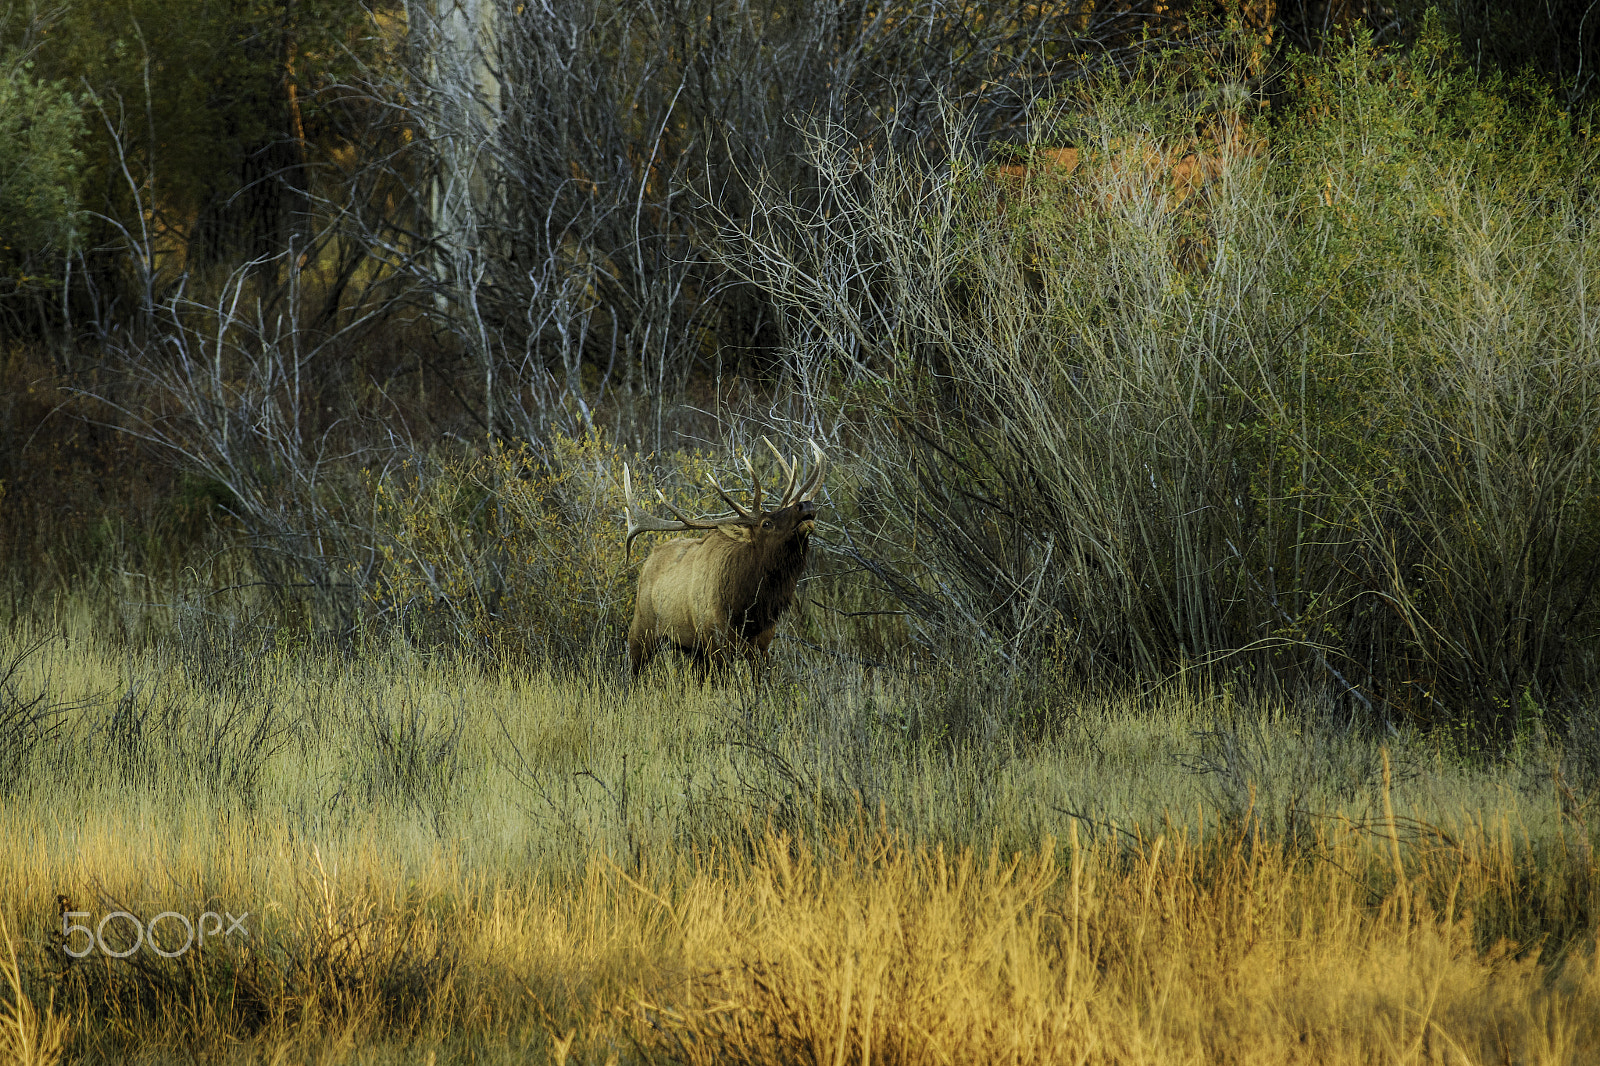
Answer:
726;24;1600;744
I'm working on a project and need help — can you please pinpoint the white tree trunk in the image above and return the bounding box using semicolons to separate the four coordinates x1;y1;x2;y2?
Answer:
406;0;502;433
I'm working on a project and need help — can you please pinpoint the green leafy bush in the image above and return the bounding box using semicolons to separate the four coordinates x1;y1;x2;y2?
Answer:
0;50;82;311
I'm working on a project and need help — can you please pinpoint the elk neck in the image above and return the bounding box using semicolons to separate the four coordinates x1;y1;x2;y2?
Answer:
717;523;813;638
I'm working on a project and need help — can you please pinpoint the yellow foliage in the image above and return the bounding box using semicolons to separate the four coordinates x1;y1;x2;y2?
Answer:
363;432;741;661
364;432;634;658
3;630;1599;1062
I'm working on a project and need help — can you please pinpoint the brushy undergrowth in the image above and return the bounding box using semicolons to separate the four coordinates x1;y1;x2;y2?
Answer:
6;24;1597;737
721;21;1600;747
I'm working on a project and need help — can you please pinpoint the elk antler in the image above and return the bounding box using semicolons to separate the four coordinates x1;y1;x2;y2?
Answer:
772;440;826;509
763;438;800;505
624;443;826;560
624;464;735;561
708;462;762;522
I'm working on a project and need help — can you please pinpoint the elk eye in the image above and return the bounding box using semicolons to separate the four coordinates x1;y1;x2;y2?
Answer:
762;519;773;529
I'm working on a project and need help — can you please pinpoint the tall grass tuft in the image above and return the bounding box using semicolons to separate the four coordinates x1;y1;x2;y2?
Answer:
1;915;66;1066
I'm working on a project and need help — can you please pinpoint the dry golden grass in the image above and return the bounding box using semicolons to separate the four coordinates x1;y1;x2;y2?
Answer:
4;812;1597;1064
1;624;1597;1063
1;916;67;1066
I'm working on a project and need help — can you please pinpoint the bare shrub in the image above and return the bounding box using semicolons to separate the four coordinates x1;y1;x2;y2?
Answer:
83;251;387;638
377;0;1166;450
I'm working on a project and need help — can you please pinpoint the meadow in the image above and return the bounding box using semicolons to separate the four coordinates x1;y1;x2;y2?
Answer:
2;595;1598;1063
4;14;1600;1064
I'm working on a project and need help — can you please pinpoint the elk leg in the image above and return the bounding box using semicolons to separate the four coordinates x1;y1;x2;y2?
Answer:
629;634;658;675
690;647;716;686
750;627;777;686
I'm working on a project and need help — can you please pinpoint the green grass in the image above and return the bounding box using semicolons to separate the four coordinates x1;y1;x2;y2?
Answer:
3;612;1582;877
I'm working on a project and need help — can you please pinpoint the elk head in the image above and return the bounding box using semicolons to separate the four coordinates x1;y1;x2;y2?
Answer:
623;439;827;679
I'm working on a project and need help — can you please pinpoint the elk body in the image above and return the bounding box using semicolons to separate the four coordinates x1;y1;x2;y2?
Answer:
624;441;826;679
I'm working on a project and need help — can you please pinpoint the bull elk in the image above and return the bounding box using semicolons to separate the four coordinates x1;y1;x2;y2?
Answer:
623;440;826;679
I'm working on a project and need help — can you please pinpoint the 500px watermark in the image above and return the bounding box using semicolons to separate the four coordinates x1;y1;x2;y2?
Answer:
62;910;250;958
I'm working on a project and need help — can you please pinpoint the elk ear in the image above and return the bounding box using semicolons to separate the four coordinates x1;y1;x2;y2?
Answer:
716;523;754;542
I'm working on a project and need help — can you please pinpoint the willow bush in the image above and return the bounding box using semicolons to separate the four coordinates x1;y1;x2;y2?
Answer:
722;22;1600;744
364;432;634;660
